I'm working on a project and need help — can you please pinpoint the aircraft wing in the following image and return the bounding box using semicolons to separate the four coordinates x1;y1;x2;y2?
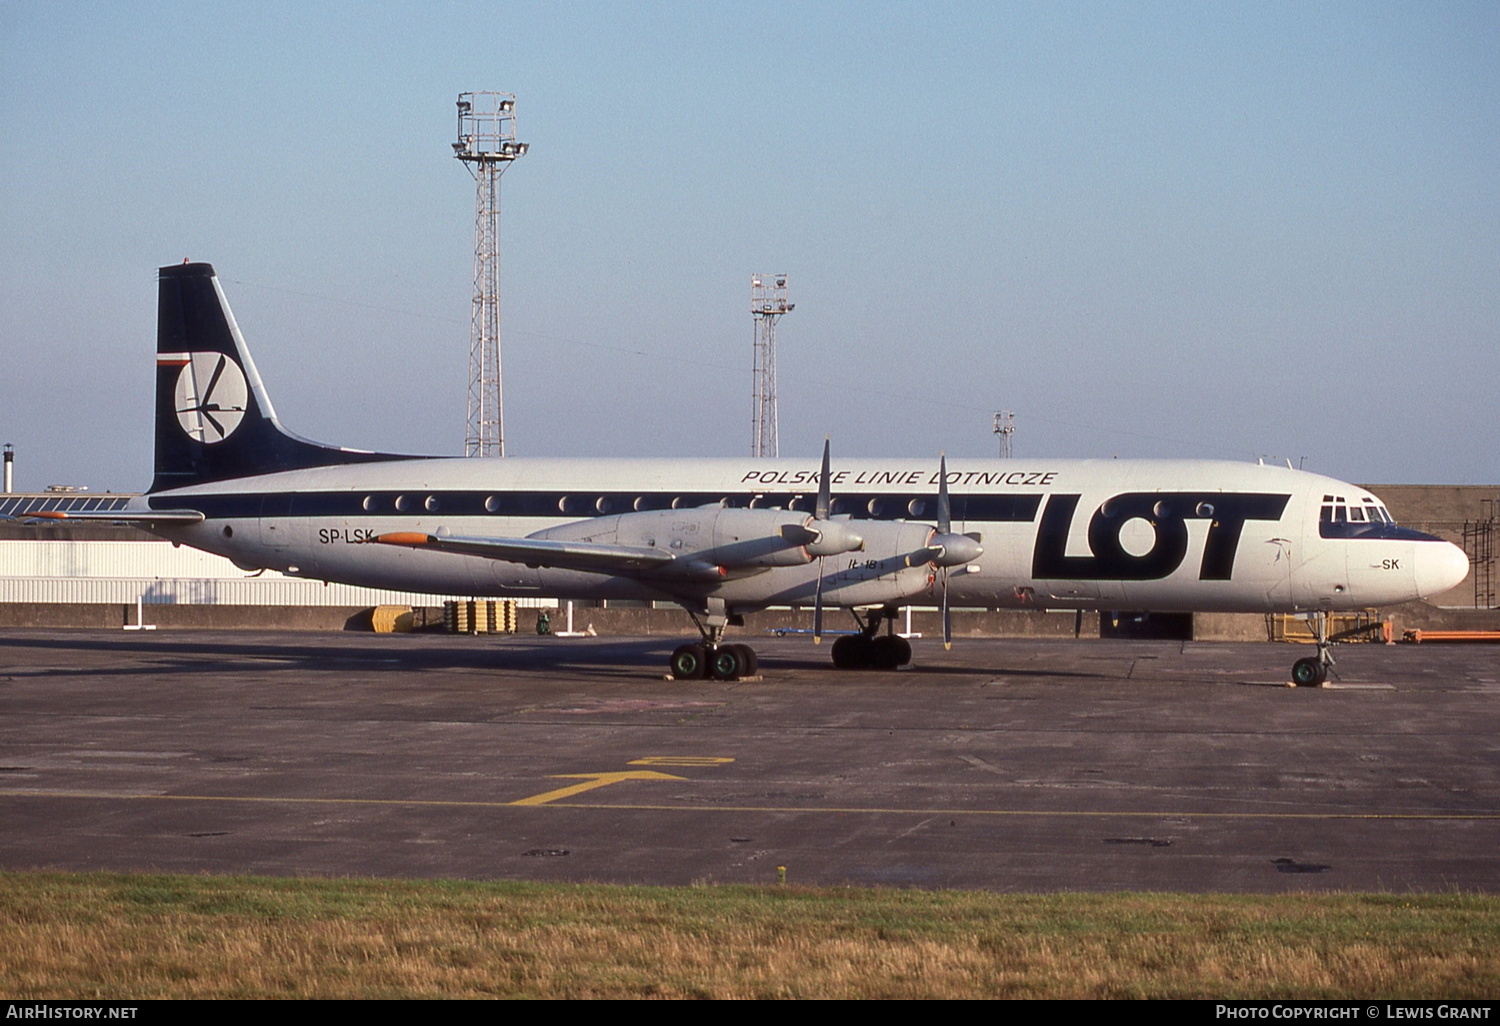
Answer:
371;531;679;575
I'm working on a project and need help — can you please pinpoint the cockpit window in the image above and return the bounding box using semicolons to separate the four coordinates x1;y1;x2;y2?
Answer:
1324;496;1397;526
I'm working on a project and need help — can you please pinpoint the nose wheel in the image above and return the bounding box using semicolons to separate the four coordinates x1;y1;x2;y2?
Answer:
1290;611;1335;687
1290;655;1327;687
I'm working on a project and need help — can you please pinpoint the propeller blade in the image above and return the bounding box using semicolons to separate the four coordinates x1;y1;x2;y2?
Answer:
942;568;952;650
905;546;939;568
936;452;951;535
813;556;825;644
815;438;831;522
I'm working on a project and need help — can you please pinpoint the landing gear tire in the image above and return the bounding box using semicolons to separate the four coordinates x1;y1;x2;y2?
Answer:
833;633;910;670
1291;656;1326;687
730;643;758;677
870;635;912;669
709;645;745;681
670;643;708;680
831;634;871;669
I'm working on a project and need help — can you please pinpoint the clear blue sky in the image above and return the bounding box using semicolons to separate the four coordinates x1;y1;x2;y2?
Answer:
2;1;1496;491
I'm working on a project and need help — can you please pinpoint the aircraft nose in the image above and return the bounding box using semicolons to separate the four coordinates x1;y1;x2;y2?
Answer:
1415;541;1470;598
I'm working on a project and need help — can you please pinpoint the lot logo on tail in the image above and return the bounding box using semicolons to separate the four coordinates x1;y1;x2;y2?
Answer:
165;351;248;443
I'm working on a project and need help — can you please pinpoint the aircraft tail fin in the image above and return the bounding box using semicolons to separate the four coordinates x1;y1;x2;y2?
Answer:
152;262;417;492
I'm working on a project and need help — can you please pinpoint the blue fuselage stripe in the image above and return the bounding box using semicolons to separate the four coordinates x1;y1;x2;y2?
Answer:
151;490;1046;522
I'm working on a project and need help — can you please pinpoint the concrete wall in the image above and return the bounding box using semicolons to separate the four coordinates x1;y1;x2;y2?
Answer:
0;603;435;631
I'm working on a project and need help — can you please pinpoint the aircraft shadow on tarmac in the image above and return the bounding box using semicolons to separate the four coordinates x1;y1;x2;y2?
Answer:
0;633;1128;683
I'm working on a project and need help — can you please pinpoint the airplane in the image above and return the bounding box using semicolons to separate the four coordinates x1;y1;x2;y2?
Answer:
17;262;1471;685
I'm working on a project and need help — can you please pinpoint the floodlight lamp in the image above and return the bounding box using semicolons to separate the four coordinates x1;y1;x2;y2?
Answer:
457;99;471;112
500;99;514;112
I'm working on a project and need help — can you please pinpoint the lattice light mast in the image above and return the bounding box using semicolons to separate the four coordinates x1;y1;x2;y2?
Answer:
993;411;1015;459
750;274;793;458
454;92;527;457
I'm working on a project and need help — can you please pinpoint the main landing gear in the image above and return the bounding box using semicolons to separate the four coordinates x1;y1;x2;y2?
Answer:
831;605;912;670
669;640;758;681
1289;609;1336;687
668;602;759;681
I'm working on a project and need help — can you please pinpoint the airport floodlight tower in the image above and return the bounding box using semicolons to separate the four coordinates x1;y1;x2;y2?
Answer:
453;92;528;457
993;410;1015;459
750;274;793;458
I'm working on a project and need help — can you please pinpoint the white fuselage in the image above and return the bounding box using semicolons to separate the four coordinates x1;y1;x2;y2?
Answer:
139;454;1468;615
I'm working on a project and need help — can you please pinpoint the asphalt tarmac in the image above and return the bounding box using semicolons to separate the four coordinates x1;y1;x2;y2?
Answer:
1;628;1497;892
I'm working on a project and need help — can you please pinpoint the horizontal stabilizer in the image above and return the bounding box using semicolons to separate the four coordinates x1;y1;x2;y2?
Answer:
6;509;206;524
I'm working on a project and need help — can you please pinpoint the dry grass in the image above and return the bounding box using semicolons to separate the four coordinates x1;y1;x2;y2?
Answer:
2;873;1497;998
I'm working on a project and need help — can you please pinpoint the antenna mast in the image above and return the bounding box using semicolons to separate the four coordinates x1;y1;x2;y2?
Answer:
993;411;1015;459
454;92;527;457
750;274;793;458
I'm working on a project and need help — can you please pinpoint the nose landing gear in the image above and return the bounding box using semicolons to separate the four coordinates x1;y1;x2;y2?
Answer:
1290;610;1335;687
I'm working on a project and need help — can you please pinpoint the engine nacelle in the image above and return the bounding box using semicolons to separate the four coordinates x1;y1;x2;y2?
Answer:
713;519;939;610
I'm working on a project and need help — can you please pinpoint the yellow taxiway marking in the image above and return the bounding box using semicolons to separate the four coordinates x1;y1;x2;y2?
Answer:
628;756;735;767
4;790;1500;821
507;770;687;806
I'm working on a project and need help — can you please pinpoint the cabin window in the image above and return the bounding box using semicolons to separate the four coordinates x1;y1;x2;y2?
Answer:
484;496;500;513
394;495;411;512
361;495;377;512
908;498;928;517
